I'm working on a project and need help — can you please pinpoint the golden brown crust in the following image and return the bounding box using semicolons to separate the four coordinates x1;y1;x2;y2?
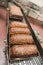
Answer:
9;4;23;16
10;45;37;58
10;22;28;28
10;28;30;34
10;34;33;44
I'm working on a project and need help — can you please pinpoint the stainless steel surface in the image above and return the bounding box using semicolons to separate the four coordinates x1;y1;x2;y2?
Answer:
10;56;43;65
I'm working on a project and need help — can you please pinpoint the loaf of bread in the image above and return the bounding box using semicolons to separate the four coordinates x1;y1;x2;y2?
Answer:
10;21;28;28
10;34;33;44
10;28;30;34
10;45;37;58
9;4;23;16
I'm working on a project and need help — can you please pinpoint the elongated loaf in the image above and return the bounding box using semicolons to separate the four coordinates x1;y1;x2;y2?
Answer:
10;21;28;28
9;4;23;16
10;28;31;34
10;44;37;58
10;34;33;44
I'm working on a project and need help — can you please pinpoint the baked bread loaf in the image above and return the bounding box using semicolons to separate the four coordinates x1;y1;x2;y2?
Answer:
9;4;23;16
10;45;37;58
10;28;31;34
10;21;28;28
10;34;33;44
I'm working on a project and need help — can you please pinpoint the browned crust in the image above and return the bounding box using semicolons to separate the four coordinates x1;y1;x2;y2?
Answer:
10;44;37;58
10;34;33;44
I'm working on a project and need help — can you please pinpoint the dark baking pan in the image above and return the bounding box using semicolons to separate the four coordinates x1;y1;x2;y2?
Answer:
7;19;38;61
9;16;23;21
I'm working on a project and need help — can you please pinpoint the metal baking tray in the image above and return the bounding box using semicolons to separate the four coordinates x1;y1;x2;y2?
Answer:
7;17;43;65
7;2;43;65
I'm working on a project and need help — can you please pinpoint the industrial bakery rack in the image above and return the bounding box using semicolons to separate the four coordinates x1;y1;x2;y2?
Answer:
7;1;43;65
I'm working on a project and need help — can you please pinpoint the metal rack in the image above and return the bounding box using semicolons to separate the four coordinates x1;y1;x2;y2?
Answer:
7;1;43;65
0;0;43;65
10;56;43;65
9;29;43;65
